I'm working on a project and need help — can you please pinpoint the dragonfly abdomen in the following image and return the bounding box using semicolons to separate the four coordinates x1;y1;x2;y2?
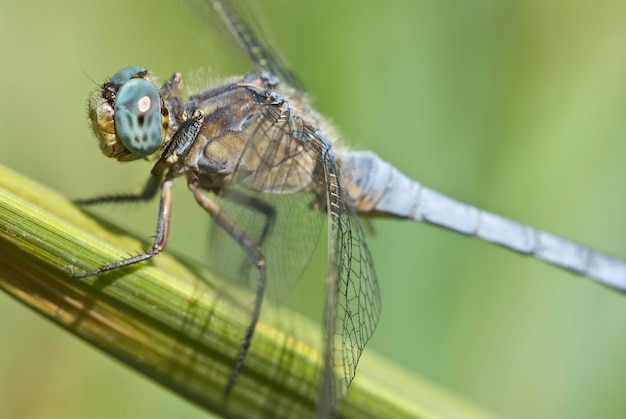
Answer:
343;150;626;292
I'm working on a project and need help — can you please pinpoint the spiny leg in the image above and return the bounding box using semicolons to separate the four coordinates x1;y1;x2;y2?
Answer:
71;176;173;278
74;172;162;206
189;182;266;394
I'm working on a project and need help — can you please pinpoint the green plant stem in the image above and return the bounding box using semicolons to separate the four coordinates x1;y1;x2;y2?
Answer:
0;164;494;419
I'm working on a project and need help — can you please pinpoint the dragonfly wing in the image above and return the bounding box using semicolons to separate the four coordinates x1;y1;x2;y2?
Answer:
318;147;382;415
203;92;382;414
194;1;382;410
205;96;325;302
210;0;307;92
207;187;323;302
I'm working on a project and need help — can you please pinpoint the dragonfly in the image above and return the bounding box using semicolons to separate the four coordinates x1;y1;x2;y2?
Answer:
71;0;626;417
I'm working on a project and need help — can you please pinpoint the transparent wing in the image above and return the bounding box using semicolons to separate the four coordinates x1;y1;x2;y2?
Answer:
206;99;325;301
201;0;307;92
194;0;382;410
318;147;381;415
203;90;381;413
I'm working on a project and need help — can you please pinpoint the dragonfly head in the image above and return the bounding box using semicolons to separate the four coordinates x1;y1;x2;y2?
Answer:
88;66;169;161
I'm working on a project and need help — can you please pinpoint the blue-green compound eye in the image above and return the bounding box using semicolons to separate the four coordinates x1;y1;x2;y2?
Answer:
110;66;147;85
114;78;162;156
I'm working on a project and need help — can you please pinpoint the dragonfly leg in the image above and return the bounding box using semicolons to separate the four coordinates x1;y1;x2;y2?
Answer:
220;190;276;247
74;172;161;206
219;191;275;281
70;176;173;278
189;182;266;394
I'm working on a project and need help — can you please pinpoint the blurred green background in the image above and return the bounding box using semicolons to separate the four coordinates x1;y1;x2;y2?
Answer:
2;0;626;418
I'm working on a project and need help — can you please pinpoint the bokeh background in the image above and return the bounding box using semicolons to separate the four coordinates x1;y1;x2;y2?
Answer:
2;0;626;418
